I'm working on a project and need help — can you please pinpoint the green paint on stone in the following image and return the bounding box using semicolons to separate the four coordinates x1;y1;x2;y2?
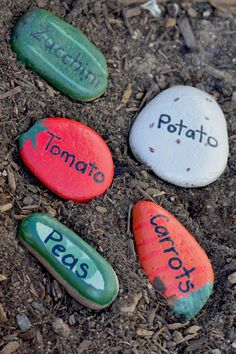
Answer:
18;213;119;309
12;8;108;101
172;282;213;320
19;119;47;149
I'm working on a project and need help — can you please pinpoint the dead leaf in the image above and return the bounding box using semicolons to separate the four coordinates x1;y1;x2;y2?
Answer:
0;303;8;322
121;293;142;314
136;328;154;337
166;17;176;28
0;274;7;281
0;203;13;213
122;83;132;104
0;341;20;354
209;0;236;15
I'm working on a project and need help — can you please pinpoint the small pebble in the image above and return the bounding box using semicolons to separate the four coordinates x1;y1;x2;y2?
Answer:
203;9;212;18
68;314;77;326
16;313;32;331
228;272;236;285
52;318;70;338
23;196;34;206
211;349;221;354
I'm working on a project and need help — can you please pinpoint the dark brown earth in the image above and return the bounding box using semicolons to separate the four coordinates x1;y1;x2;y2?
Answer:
0;1;236;353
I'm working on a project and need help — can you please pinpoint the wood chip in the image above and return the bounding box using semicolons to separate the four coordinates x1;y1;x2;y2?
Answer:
136;328;154;337
121;293;142;314
126;203;133;234
7;166;16;193
122;7;134;36
95;206;107;214
0;275;7;282
209;0;236;15
0;203;13;213
77;340;92;354
168;322;189;330
177;16;196;49
0;87;21;100
136;185;156;203
185;325;202;335
0;303;8;323
119;0;146;5
0;341;20;354
166;17;176;28
126;7;141;18
122;83;132;104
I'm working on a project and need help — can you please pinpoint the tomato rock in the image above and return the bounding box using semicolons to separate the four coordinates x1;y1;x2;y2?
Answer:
19;118;114;202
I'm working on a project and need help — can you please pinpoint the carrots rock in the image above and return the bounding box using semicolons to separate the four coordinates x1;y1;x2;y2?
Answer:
132;200;214;320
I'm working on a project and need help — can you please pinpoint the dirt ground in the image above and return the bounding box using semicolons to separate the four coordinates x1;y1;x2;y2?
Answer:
0;0;236;353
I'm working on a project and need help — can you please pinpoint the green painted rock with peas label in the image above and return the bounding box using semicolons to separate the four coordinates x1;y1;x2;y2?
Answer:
18;213;119;309
12;8;108;101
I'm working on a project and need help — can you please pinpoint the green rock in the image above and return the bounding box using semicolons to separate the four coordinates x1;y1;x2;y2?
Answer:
18;213;119;309
12;8;108;101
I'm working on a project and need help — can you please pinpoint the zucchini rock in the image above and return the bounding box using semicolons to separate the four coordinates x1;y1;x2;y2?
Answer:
12;8;108;101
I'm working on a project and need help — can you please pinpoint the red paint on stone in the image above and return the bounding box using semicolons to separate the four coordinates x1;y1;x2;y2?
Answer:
132;200;214;300
19;118;114;202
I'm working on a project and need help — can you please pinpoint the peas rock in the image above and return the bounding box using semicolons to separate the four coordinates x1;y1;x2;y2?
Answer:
19;118;114;202
129;86;229;188
18;213;119;309
132;200;214;320
12;8;108;101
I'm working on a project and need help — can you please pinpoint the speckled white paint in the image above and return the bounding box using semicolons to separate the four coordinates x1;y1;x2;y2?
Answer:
129;86;229;187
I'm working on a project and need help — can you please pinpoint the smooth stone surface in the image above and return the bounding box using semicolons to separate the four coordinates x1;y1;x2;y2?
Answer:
19;118;114;202
19;213;119;309
16;313;32;331
12;8;108;101
132;200;214;320
129;86;229;187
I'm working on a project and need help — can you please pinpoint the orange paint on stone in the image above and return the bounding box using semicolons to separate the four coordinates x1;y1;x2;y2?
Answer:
132;201;214;301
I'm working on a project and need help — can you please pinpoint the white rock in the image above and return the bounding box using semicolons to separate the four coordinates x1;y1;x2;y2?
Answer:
129;86;228;188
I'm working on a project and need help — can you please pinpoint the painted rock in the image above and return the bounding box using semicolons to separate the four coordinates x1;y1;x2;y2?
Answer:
19;118;114;202
129;86;228;187
18;213;119;309
132;200;214;320
12;8;108;101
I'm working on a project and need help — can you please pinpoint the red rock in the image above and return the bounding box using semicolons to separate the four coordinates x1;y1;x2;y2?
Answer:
19;118;114;202
132;200;214;320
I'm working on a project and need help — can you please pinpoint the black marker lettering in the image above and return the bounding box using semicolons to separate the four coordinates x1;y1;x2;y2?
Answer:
52;244;66;257
158;114;171;129
168;257;182;270
76;263;89;279
62;254;78;271
44;230;63;244
178;280;194;293
45;132;61;151
60;151;75;167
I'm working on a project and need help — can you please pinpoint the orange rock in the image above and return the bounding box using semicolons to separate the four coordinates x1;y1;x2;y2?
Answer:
132;200;214;320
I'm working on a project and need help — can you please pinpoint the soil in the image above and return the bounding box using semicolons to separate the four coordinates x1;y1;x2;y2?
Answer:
0;1;236;353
